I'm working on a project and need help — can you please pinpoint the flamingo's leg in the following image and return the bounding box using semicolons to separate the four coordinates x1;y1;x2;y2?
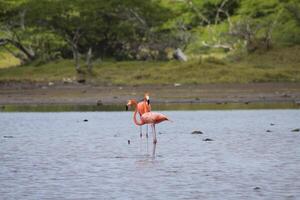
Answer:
146;136;149;154
153;124;157;144
152;141;156;158
146;125;149;138
146;125;149;154
152;124;157;157
140;126;142;138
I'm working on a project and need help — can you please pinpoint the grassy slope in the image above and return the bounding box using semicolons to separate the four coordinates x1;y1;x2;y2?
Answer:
0;51;21;68
0;46;299;85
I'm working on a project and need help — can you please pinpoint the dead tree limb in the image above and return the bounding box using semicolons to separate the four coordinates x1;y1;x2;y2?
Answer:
86;47;93;72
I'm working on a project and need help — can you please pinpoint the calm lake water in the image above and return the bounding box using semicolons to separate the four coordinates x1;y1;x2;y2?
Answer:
1;110;300;200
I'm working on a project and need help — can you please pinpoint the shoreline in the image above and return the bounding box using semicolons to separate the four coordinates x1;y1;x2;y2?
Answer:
0;82;300;107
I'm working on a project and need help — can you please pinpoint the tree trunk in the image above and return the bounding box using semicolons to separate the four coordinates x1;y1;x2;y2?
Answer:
72;44;80;72
86;47;93;72
0;38;36;61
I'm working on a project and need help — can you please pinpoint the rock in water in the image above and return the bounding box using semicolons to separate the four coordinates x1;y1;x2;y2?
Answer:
3;136;14;138
253;187;261;190
266;130;272;133
128;140;131;145
203;138;213;141
292;128;300;132
191;130;203;134
83;119;88;122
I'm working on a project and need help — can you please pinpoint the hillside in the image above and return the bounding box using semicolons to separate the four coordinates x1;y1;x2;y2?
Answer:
0;0;299;85
0;46;299;85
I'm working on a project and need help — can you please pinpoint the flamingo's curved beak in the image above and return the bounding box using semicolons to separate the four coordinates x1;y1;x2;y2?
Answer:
125;105;128;111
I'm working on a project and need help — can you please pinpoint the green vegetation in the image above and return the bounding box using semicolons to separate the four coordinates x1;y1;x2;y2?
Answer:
0;46;299;85
0;51;20;68
0;0;300;85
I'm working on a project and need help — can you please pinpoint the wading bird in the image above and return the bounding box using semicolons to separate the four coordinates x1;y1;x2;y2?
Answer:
126;93;151;138
126;99;171;156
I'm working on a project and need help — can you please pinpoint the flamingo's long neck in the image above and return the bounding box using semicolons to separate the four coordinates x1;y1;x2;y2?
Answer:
132;100;145;126
143;97;151;113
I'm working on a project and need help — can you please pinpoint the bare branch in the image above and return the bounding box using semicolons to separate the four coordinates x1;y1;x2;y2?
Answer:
202;41;232;51
186;0;210;25
129;8;147;27
219;9;232;30
214;0;229;25
20;9;26;30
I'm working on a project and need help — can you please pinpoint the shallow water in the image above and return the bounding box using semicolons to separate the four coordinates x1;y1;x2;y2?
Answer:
1;110;300;200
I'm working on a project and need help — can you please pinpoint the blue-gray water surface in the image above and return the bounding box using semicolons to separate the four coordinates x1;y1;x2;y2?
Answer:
1;110;300;200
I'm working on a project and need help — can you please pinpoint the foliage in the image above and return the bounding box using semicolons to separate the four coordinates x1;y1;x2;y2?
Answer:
1;0;300;70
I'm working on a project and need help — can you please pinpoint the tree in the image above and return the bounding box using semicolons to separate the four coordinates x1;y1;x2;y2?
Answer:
0;0;66;64
186;0;240;51
229;0;283;52
0;0;36;63
285;0;300;25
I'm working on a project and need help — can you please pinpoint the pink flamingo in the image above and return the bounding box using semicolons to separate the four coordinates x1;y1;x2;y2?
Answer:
127;99;171;156
126;93;151;138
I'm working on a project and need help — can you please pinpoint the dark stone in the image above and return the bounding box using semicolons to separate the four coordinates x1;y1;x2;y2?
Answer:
203;138;213;141
83;119;88;122
115;156;123;158
270;123;275;126
253;186;261;190
266;130;272;132
77;79;86;84
128;140;130;145
191;130;203;134
3;136;14;138
97;100;103;106
292;128;300;132
281;93;291;98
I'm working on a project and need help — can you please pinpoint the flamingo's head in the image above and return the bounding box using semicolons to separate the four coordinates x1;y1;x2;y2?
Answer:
144;92;150;105
126;99;136;111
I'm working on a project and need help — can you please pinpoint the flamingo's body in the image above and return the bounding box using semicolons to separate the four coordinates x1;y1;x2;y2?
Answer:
136;112;169;125
126;93;151;138
127;98;171;157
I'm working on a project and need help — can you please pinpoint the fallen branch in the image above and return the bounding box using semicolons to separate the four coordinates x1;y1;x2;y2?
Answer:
202;41;232;51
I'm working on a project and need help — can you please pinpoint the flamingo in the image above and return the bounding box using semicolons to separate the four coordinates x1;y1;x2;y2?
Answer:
126;93;151;138
127;99;171;156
